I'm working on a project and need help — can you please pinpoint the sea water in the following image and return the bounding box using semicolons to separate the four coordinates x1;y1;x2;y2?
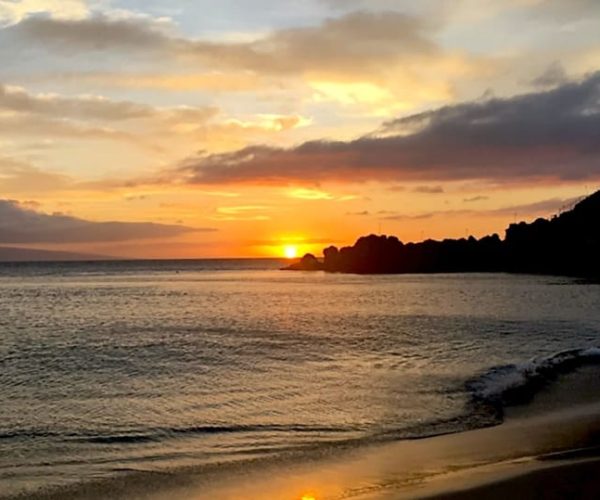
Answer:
1;260;600;497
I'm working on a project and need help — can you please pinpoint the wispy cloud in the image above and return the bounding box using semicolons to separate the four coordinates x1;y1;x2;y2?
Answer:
0;157;72;193
463;195;489;203
288;188;334;200
379;197;580;221
211;205;271;221
530;61;569;89
413;185;444;194
0;83;155;120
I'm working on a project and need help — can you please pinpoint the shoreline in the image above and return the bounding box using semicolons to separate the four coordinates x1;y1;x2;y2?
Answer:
418;455;600;500
6;328;600;499
13;396;600;500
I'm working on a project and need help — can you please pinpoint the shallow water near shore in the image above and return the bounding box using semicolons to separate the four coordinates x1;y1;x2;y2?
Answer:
1;260;600;498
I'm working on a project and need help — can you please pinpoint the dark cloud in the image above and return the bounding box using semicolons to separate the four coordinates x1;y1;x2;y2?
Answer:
176;72;600;185
0;199;215;244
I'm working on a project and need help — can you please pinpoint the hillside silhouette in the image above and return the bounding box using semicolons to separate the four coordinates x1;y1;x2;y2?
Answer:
285;190;600;277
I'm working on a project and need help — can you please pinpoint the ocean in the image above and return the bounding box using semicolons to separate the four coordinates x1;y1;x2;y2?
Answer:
1;260;600;498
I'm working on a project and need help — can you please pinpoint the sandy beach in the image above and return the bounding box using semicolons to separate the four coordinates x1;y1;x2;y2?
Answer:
424;458;600;500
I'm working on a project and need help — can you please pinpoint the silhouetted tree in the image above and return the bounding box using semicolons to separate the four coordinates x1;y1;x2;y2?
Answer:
284;190;600;278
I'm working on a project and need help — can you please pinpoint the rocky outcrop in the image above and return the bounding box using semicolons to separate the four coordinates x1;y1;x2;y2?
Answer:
284;190;600;278
281;253;324;271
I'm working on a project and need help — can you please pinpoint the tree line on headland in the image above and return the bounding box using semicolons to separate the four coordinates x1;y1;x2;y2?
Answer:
284;189;600;278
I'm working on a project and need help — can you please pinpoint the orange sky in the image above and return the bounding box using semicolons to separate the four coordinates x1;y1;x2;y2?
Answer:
0;1;599;258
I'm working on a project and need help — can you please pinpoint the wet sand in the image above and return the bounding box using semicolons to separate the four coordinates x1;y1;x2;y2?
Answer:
422;457;600;500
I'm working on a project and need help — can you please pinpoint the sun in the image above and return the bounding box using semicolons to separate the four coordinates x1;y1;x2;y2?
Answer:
283;245;298;259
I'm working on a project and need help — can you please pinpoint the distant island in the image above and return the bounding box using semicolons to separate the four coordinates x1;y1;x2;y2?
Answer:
284;189;600;278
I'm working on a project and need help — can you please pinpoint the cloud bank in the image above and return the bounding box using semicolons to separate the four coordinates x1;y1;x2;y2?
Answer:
175;72;600;185
0;199;214;244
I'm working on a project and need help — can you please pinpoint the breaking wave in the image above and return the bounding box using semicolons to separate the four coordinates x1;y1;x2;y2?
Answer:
466;347;600;420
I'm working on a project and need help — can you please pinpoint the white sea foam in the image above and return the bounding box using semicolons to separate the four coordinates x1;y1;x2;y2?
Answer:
468;347;600;404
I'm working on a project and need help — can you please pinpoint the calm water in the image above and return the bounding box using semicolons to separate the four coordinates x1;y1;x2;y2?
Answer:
1;260;600;497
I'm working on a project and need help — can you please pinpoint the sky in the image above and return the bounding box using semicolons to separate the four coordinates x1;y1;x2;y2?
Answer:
0;0;599;258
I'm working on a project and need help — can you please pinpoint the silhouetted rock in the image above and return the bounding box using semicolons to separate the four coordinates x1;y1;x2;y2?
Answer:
281;253;324;271
283;189;600;278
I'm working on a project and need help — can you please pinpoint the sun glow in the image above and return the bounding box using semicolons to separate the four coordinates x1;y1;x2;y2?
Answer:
283;245;298;259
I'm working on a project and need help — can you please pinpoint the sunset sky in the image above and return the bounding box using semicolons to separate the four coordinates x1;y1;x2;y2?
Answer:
1;0;599;258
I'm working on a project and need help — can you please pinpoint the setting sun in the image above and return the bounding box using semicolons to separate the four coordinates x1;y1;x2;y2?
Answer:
283;245;298;259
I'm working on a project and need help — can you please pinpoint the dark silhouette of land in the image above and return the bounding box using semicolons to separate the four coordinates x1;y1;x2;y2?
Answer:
284;189;600;278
